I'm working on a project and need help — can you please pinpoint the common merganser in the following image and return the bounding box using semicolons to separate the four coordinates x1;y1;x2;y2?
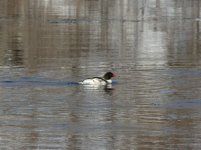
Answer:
80;72;115;86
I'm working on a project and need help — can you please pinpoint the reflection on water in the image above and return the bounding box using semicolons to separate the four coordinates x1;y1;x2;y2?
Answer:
0;0;201;149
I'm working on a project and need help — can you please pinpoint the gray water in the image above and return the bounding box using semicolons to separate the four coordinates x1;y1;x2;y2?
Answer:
0;0;201;149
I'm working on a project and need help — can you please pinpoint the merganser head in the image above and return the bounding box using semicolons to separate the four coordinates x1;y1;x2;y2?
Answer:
103;72;115;80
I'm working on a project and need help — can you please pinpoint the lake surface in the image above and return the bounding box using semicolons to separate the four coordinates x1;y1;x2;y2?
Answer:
0;0;201;149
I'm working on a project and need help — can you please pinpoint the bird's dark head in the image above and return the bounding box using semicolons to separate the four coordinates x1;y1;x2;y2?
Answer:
103;72;115;80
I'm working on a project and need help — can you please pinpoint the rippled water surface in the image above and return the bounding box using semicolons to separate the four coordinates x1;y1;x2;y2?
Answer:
0;0;201;149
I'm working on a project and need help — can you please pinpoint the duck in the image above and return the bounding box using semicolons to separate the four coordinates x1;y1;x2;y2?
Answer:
80;72;115;86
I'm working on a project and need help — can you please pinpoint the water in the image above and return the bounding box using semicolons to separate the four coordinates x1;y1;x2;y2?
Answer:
0;0;201;149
